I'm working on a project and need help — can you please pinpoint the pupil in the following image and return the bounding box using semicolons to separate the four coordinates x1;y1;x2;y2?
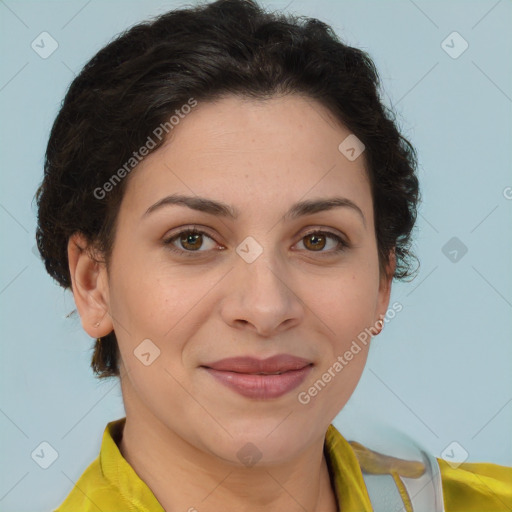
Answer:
182;233;201;249
308;234;325;250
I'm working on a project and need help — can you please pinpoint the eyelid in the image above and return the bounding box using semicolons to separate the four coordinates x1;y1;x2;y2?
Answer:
163;224;347;242
163;224;217;241
299;227;348;243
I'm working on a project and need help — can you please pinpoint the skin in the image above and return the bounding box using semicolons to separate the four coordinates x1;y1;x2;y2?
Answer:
68;94;395;512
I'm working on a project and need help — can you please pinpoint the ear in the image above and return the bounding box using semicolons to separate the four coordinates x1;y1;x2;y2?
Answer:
67;232;113;338
376;248;396;320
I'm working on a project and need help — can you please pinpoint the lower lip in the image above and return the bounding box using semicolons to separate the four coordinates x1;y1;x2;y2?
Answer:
203;365;313;399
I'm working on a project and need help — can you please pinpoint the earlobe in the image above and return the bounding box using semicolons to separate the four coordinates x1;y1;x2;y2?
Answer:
369;314;385;336
67;232;113;338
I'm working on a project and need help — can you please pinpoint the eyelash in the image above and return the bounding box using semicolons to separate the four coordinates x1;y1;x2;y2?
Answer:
163;226;349;258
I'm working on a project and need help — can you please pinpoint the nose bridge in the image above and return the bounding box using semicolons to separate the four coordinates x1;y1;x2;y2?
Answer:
222;233;303;335
236;234;288;303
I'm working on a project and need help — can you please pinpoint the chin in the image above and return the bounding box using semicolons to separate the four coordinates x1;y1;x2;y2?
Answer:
205;419;313;467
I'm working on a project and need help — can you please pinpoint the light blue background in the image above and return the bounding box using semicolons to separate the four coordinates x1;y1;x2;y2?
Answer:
1;0;511;510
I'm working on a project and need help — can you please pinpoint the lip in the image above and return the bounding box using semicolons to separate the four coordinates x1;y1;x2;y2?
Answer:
201;355;313;399
203;354;312;373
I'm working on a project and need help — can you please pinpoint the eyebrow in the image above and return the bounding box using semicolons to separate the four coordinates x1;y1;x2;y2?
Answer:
142;193;366;227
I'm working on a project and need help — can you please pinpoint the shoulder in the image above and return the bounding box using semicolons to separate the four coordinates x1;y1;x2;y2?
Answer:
437;457;512;512
347;436;512;512
53;417;165;512
53;455;132;512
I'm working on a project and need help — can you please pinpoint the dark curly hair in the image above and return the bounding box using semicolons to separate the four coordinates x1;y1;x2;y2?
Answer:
35;0;420;379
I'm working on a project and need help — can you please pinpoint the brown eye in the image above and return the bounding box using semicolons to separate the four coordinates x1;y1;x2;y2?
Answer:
179;232;203;251
297;230;348;254
164;228;218;256
303;233;327;251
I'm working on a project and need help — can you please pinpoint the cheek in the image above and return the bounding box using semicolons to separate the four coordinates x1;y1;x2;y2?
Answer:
107;244;185;333
311;271;379;341
108;255;218;372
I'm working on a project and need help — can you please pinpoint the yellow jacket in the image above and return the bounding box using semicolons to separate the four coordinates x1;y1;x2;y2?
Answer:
54;418;511;511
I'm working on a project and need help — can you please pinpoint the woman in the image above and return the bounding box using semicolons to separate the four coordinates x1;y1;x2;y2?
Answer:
34;0;511;510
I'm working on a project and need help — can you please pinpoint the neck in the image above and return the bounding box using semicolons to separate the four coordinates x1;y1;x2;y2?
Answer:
118;400;338;512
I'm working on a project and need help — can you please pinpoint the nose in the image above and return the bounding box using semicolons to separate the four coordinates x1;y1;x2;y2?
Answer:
219;244;304;337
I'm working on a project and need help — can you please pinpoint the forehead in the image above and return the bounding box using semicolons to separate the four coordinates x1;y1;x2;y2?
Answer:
120;94;372;220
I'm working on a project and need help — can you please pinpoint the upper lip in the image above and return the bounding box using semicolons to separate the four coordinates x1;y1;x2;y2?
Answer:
201;355;312;374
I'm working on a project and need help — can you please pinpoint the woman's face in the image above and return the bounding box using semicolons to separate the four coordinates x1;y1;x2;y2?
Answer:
79;94;393;464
